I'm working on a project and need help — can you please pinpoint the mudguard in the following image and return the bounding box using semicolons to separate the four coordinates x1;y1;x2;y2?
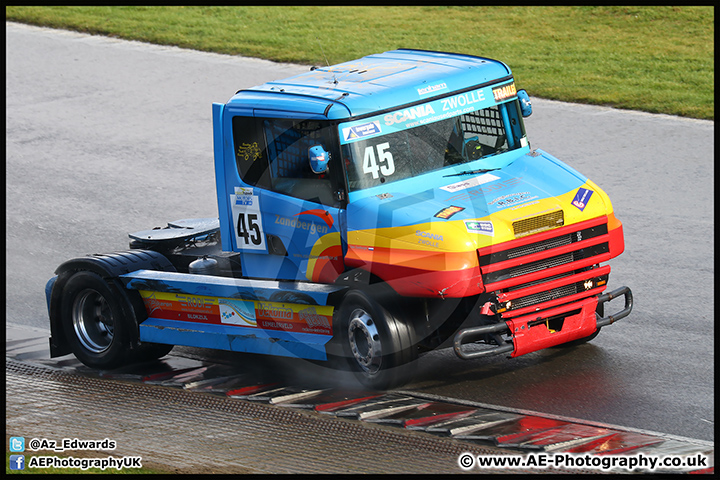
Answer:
47;250;176;357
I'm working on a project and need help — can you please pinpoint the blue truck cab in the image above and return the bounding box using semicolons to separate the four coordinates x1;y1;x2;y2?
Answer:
46;50;632;389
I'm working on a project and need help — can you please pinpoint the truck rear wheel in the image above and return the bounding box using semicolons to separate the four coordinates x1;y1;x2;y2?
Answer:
334;290;417;390
60;271;133;369
60;270;171;368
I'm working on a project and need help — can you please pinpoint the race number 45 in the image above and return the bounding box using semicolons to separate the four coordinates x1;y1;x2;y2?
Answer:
237;213;261;246
231;192;266;251
363;142;395;179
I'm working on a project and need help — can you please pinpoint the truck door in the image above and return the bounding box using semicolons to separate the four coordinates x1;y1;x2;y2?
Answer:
230;115;347;283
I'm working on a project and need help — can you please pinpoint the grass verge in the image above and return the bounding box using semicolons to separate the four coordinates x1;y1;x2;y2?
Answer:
5;7;714;117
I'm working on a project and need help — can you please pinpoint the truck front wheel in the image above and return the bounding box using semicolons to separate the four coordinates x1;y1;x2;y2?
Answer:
335;290;417;390
60;271;137;369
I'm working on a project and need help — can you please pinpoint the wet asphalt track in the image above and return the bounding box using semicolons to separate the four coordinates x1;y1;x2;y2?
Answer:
6;22;714;444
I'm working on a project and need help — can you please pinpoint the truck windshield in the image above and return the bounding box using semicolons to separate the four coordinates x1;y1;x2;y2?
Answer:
340;95;527;193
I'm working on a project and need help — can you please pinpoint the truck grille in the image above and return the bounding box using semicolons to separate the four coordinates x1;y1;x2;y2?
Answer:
478;217;611;319
507;273;578;311
512;210;564;237
501;251;576;280
506;235;571;259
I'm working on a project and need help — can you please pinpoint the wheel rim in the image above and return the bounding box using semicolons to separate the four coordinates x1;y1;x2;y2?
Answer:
348;308;382;374
72;288;114;353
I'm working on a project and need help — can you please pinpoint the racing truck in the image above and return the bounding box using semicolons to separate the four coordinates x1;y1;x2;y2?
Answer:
46;49;633;390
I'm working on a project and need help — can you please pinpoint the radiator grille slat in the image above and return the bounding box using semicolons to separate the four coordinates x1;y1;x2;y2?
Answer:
513;210;564;237
509;278;578;310
506;235;572;259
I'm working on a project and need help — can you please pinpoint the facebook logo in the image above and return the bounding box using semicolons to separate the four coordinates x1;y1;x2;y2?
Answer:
9;455;25;470
10;436;25;452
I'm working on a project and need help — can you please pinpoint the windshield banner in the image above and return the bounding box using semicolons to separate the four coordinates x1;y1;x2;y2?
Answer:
340;82;516;145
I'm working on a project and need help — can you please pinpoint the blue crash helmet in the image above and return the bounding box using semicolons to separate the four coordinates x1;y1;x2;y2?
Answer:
308;145;330;174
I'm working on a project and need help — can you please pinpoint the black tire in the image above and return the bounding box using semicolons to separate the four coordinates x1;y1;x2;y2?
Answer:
554;327;601;348
135;342;174;362
60;271;137;369
332;290;417;390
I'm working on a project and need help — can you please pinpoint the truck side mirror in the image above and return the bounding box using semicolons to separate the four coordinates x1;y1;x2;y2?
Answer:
308;145;330;174
517;89;532;117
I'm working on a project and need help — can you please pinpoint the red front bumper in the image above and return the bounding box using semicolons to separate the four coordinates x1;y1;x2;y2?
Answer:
453;286;633;360
507;296;599;357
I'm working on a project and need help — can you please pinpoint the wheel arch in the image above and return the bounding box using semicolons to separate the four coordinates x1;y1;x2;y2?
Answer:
48;250;176;358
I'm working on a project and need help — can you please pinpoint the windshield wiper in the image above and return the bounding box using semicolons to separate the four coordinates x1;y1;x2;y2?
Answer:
444;167;499;177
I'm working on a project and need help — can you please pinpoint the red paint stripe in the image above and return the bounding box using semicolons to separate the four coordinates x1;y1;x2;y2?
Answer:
494;417;568;443
296;209;334;228
689;467;714;474
226;383;280;397
314;395;381;412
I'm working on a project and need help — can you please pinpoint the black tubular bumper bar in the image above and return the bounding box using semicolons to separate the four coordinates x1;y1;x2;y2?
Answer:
595;286;633;328
452;286;633;360
453;322;513;360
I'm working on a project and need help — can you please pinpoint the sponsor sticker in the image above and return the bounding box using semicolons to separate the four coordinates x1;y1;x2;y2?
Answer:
140;290;333;334
234;186;254;195
492;82;517;102
465;220;494;236
232;192;266;251
342;121;382;141
571;187;594;211
339;84;498;145
219;298;257;327
233;187;255;206
237;142;262;162
434;206;465;219
417;82;448;96
299;306;331;330
234;195;254;206
440;173;501;193
490;192;539;210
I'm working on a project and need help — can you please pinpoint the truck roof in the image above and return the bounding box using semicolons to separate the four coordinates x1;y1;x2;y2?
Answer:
227;49;513;120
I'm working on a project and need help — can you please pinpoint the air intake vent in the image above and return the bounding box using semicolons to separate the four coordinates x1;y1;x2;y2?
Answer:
513;210;564;238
